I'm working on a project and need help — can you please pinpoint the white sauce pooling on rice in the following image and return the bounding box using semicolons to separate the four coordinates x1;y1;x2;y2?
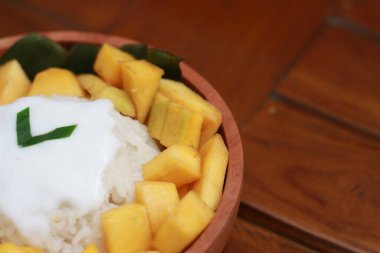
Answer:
0;97;123;246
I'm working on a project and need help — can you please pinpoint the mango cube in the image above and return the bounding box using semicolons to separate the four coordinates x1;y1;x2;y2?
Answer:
152;192;214;253
0;243;24;253
28;68;86;97
92;86;136;117
160;102;203;149
78;74;136;117
82;244;99;253
191;134;229;210
0;60;31;105
94;44;135;87
136;181;179;234
121;60;164;122
147;92;170;140
159;79;222;144
77;74;108;95
102;203;152;253
143;145;201;187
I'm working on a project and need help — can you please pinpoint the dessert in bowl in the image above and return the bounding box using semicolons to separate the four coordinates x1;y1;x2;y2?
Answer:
0;32;243;253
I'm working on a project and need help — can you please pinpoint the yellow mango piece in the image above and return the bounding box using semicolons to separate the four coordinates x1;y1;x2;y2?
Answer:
121;60;164;122
19;247;42;253
0;243;24;253
143;145;201;187
77;74;108;95
0;60;31;105
102;203;152;253
94;44;135;87
159;79;222;144
81;244;99;253
152;192;214;253
160;102;203;149
136;181;179;234
191;134;229;210
147;92;170;140
28;68;86;97
138;251;160;253
92;86;136;117
77;74;136;117
177;184;190;199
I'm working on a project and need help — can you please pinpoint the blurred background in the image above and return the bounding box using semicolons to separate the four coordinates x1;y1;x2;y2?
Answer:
1;0;380;252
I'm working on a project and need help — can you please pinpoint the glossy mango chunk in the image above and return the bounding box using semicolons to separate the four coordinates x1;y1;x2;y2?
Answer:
102;203;152;253
147;92;170;140
81;244;99;253
0;60;31;105
191;134;229;210
94;44;135;87
121;60;164;123
77;74;108;95
160;102;203;149
28;68;86;97
142;145;201;187
0;243;24;253
158;79;222;144
136;181;179;234
78;74;136;117
152;191;214;253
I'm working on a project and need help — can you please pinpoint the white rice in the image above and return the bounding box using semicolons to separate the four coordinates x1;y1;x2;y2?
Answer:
0;110;160;253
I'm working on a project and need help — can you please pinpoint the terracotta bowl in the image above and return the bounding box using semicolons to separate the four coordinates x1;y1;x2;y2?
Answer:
0;31;244;253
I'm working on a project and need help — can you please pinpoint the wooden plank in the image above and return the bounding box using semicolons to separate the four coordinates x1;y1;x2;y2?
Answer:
16;0;127;31
333;0;380;33
242;99;380;253
223;218;315;253
108;0;330;124
0;2;64;38
277;25;380;136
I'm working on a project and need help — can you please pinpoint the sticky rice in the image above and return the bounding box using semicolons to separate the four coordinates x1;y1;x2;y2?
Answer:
0;98;160;253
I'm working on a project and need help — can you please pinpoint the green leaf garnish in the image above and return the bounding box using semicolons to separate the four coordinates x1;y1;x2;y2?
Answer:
120;44;148;59
146;48;183;81
16;107;77;147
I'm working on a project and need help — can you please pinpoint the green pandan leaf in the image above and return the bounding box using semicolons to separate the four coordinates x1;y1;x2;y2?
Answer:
0;33;68;79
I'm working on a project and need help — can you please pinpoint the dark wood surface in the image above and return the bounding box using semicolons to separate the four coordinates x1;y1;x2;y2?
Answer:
1;0;380;252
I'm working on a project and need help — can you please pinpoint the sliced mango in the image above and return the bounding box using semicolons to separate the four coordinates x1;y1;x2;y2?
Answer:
143;145;201;187
81;244;99;253
0;60;31;105
159;79;222;144
0;243;25;253
161;102;203;148
152;191;214;253
121;60;164;122
94;44;135;87
136;181;179;234
191;134;229;210
77;74;108;95
92;86;136;117
78;74;136;117
147;92;170;140
28;68;85;97
102;203;152;253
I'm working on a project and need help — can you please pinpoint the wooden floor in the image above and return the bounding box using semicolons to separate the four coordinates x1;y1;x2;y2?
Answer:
1;0;380;252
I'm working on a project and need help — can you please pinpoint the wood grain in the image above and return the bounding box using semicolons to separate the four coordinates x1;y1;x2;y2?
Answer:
0;1;64;37
108;0;330;124
223;218;315;253
242;98;380;253
16;0;128;31
333;0;380;33
277;25;380;137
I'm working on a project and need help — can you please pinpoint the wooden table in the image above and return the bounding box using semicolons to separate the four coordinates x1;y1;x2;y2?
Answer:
1;0;380;252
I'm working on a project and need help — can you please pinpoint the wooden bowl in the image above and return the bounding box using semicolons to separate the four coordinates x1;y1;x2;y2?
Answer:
0;31;244;253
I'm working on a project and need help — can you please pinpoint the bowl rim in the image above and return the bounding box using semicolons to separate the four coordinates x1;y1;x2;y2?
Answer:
0;31;244;253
